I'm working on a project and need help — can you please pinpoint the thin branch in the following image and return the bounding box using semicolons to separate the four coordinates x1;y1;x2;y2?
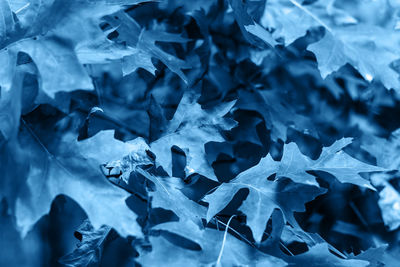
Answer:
214;217;256;248
15;3;30;14
216;215;236;266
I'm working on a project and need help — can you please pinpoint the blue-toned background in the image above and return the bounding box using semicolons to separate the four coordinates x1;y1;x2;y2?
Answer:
1;0;400;266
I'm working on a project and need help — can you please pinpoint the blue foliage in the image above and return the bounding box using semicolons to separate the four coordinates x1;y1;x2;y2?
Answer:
1;0;400;266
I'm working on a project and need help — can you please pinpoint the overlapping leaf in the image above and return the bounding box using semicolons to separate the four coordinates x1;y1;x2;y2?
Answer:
0;0;145;96
15;129;142;238
277;137;383;187
137;169;207;227
236;89;318;141
138;220;287;266
204;138;383;242
1;0;399;266
105;12;192;82
203;163;325;242
242;0;400;90
150;93;237;181
59;220;113;267
363;131;400;230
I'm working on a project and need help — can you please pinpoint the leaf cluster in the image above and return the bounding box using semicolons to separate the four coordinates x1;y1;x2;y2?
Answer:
1;0;400;266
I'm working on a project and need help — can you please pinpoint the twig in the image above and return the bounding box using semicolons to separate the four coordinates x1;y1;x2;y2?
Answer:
214;217;255;248
15;3;30;14
216;215;236;266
